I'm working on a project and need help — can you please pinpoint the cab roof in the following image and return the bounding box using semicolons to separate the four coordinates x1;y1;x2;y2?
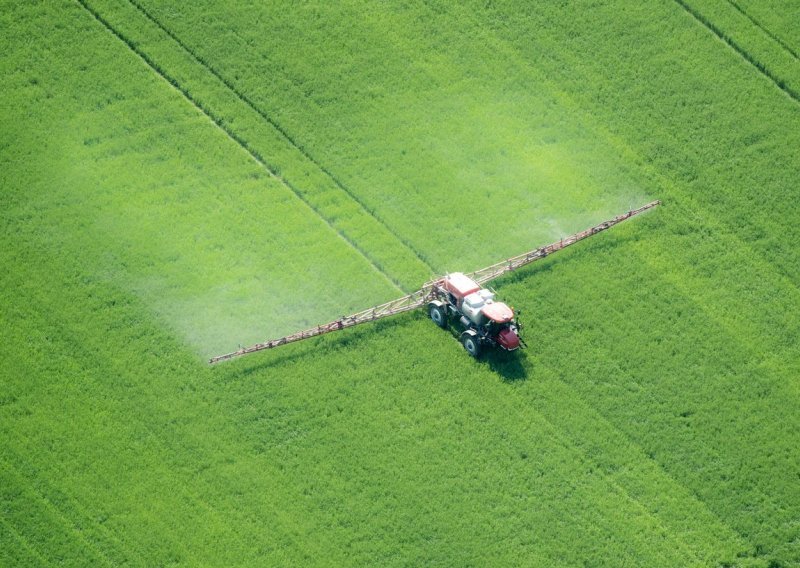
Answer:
444;272;480;298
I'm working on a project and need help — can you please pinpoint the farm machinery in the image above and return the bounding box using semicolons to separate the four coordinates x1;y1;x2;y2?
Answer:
427;272;524;357
209;200;660;363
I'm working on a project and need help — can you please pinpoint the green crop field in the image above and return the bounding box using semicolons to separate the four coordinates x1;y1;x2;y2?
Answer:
2;0;799;566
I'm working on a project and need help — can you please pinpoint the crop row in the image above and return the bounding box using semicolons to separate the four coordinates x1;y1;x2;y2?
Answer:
3;0;400;357
734;0;800;56
83;0;434;292
676;0;800;101
134;0;652;274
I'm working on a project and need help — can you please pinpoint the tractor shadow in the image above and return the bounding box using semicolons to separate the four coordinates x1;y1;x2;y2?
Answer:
440;323;528;382
479;348;528;382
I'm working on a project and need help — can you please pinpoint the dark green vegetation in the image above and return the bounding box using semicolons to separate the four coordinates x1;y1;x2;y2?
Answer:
2;0;798;566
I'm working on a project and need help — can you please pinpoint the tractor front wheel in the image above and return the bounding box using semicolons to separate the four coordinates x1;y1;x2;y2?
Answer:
429;304;447;328
461;331;481;358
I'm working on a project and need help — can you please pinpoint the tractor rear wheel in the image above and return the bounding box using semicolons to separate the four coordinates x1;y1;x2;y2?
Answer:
461;332;481;358
429;304;447;328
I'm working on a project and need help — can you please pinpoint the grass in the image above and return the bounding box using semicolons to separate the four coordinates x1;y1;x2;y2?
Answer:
2;0;799;566
733;0;800;54
677;0;800;100
131;0;652;271
1;0;400;358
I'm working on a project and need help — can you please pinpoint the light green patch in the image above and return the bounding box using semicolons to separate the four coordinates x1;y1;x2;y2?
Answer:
3;4;397;358
138;0;651;271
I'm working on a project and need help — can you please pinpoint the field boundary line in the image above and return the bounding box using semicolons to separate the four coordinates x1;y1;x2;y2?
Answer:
674;0;800;103
75;0;409;293
726;0;800;62
126;0;437;278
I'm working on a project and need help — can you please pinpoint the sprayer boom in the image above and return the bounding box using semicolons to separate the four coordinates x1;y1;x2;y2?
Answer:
209;200;659;363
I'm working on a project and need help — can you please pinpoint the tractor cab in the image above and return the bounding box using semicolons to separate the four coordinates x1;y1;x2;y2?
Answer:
442;272;480;308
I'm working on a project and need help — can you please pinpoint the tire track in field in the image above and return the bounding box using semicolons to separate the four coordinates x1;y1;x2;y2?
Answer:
535;416;708;566
465;364;711;564
433;1;788;555
674;0;800;103
0;458;115;567
726;0;800;62
74;0;410;294
2;234;341;566
589;241;799;560
534;373;748;563
2;449;145;567
125;0;437;280
0;514;53;567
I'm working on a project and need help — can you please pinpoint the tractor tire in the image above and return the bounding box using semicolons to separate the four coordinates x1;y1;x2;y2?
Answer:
429;304;447;328
461;331;481;358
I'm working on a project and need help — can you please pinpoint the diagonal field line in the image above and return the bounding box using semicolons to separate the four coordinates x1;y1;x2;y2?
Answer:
2;448;145;566
726;0;800;62
674;0;800;104
126;0;437;278
522;403;709;565
74;0;408;293
0;458;115;567
432;0;786;551
0;514;54;567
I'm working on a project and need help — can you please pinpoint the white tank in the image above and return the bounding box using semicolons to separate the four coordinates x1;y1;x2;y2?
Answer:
461;290;495;326
478;289;495;302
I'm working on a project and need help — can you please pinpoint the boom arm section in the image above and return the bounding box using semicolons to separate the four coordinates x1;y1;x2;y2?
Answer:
209;285;438;363
209;200;659;364
466;200;660;285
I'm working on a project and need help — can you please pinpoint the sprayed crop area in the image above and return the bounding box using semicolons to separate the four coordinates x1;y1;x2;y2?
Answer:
2;1;799;566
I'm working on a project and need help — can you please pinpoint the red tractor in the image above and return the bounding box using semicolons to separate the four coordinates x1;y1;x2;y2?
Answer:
427;272;524;357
